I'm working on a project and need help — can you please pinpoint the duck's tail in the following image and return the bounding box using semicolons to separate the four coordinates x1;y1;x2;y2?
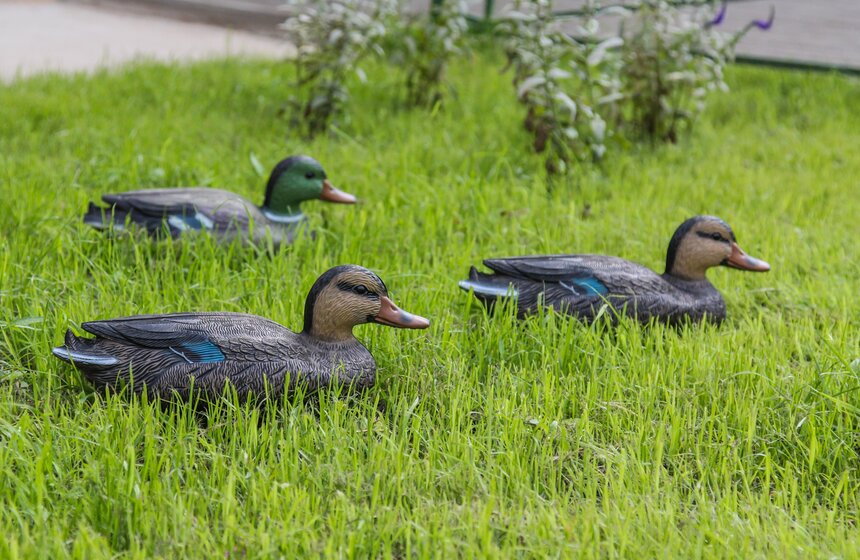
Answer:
83;202;129;231
52;329;118;367
458;266;519;301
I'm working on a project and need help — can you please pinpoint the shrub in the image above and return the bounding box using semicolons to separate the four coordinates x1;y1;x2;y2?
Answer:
396;0;470;108
618;0;773;143
281;0;773;163
281;0;398;137
501;0;621;175
501;0;774;173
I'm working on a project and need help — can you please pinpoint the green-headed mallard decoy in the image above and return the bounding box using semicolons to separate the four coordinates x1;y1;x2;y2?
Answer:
459;216;770;325
83;155;356;248
52;265;429;400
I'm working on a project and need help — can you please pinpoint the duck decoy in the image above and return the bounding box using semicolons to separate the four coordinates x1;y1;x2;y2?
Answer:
83;155;356;248
52;265;429;400
459;215;770;325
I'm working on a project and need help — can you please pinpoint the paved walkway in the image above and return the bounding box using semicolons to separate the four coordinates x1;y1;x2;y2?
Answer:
0;0;291;81
716;0;860;70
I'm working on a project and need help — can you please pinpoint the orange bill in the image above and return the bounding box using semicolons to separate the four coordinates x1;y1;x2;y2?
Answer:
374;296;430;329
320;180;357;204
725;242;770;272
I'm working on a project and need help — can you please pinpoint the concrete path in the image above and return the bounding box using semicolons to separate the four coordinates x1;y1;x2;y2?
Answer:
716;0;860;70
0;0;292;81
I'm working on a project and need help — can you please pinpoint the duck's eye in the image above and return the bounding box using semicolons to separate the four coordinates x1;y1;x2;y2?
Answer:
710;232;723;241
305;172;315;179
353;285;369;296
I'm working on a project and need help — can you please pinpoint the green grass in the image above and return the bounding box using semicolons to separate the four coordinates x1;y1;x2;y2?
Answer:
1;52;859;558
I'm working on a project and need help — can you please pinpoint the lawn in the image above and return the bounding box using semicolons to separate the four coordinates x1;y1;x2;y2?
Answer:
0;51;858;558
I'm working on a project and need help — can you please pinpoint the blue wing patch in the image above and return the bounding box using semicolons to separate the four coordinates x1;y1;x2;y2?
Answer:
169;340;226;364
560;277;608;297
167;212;214;232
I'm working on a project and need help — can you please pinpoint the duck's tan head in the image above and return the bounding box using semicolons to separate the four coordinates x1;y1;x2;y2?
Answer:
302;265;430;342
665;216;770;281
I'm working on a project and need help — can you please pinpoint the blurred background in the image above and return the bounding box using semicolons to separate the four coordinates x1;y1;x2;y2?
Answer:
2;0;859;81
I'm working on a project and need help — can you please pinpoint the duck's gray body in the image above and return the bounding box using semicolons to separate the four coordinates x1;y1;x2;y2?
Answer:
460;216;772;325
84;188;305;248
461;255;726;325
52;312;375;400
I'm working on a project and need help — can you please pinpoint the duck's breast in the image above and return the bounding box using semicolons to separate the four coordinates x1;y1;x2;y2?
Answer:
299;339;377;391
199;327;377;393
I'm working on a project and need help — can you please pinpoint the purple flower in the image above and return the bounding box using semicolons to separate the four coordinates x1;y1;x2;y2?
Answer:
753;6;775;30
707;1;727;28
706;2;775;34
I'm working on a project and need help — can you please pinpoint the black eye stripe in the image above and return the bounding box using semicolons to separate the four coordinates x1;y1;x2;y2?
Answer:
336;281;379;298
696;231;730;243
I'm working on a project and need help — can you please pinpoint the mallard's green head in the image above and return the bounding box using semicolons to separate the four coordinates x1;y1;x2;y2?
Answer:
262;155;356;216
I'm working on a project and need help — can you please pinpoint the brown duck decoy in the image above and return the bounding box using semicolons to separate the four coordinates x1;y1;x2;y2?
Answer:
83;155;356;248
52;265;429;400
459;215;770;325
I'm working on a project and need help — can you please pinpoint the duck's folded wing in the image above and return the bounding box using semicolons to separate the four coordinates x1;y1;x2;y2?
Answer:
102;188;205;215
102;188;256;230
81;312;294;364
483;255;662;296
